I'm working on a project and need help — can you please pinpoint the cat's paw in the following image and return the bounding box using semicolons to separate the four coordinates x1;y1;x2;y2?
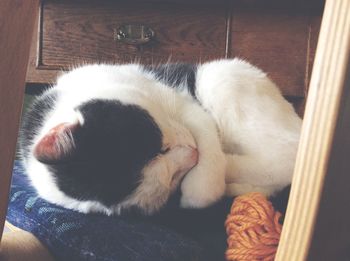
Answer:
180;157;226;209
165;145;199;191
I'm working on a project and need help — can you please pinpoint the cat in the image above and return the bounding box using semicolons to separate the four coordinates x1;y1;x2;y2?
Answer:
19;59;301;216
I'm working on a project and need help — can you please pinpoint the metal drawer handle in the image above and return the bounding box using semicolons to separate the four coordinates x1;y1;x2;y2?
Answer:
114;25;155;45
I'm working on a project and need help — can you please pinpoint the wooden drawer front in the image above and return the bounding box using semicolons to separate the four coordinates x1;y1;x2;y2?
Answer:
229;4;322;97
27;0;323;117
41;1;227;67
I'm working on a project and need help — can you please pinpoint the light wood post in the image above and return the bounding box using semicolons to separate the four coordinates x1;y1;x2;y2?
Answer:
0;0;40;241
0;223;54;261
276;0;350;260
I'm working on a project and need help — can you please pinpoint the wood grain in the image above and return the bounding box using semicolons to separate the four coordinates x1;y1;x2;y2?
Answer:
0;226;54;261
0;0;40;242
275;0;350;260
229;3;322;97
41;0;227;67
26;5;60;85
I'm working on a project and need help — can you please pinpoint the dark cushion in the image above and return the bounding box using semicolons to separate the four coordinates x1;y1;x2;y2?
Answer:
6;161;229;261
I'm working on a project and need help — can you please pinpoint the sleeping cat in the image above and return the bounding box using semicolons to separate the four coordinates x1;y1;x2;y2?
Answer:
19;59;301;216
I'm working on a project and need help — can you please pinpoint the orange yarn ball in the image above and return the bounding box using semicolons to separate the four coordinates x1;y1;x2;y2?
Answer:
225;193;282;261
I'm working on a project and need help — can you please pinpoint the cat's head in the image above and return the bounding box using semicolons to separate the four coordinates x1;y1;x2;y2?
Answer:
28;98;198;216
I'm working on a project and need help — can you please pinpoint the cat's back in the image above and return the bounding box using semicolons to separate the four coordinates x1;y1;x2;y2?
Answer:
144;63;197;98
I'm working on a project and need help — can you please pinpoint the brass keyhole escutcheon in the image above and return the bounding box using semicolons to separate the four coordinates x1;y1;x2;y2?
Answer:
114;25;155;45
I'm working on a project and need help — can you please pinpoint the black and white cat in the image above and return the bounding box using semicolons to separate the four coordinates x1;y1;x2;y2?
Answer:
19;59;301;216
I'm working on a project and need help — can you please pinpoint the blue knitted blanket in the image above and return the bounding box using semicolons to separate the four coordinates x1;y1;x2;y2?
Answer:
7;161;229;261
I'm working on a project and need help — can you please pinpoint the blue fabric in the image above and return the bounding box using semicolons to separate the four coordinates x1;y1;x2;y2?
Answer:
6;161;226;261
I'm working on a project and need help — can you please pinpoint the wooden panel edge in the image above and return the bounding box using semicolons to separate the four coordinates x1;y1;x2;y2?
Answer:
0;228;54;261
26;2;61;85
275;0;350;260
0;0;40;242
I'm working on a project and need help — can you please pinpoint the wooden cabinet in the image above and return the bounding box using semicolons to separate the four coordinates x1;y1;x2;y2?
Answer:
41;1;227;67
26;0;324;116
228;2;323;98
26;1;228;84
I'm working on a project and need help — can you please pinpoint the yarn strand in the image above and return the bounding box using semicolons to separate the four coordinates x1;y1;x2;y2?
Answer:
225;193;283;261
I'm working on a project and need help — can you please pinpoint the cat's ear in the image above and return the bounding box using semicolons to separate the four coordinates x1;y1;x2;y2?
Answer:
33;121;81;164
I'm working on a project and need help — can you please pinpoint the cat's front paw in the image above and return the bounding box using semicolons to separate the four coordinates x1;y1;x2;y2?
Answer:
180;156;226;209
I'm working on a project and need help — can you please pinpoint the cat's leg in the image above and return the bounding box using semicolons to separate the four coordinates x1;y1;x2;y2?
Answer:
179;103;226;209
224;153;292;196
195;59;301;195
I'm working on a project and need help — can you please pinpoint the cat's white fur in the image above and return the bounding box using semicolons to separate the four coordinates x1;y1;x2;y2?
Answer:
196;60;301;195
23;59;301;215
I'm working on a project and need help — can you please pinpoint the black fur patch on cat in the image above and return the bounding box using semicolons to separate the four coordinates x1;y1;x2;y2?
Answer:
34;99;162;206
19;89;58;159
145;63;197;98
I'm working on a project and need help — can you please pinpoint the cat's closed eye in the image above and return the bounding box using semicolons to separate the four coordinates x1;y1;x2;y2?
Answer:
160;146;170;154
